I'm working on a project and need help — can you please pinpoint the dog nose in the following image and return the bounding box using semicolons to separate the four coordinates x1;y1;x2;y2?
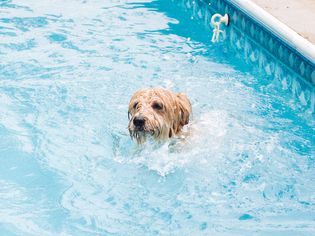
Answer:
133;116;145;128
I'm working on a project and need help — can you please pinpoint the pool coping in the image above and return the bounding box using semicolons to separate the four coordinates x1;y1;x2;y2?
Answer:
229;0;315;66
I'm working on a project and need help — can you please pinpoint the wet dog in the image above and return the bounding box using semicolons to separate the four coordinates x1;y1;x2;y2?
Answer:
128;88;192;144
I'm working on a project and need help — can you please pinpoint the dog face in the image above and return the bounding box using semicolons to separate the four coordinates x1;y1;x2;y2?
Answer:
128;88;191;144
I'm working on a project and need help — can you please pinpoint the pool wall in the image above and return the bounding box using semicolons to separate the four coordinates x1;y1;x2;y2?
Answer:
175;0;315;113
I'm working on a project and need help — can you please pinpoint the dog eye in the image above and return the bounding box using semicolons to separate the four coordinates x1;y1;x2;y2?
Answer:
152;102;163;110
133;102;138;109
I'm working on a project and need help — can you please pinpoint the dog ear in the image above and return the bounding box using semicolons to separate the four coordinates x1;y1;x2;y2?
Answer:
176;93;192;127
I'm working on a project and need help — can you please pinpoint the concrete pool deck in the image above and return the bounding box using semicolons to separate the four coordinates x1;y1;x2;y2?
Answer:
252;0;315;45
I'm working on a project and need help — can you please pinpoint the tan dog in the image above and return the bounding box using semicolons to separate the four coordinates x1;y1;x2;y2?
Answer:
128;88;192;144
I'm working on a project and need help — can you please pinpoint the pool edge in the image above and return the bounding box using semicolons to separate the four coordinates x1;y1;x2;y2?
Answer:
177;0;315;112
229;0;315;65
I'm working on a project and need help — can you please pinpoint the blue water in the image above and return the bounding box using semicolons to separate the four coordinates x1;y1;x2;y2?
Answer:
0;0;314;235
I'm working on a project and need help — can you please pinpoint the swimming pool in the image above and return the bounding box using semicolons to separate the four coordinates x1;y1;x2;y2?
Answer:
0;0;314;235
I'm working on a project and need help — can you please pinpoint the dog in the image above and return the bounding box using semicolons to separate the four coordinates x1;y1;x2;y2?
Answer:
128;88;192;144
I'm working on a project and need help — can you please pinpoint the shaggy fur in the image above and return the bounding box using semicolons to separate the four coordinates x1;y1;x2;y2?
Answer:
128;88;192;144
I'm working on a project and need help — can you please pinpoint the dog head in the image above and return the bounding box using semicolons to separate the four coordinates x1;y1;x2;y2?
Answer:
128;88;191;144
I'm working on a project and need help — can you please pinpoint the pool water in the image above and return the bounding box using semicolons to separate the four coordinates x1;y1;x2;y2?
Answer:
0;0;314;235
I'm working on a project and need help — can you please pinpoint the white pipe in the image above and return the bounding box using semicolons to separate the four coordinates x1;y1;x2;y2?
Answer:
211;13;229;27
210;13;229;42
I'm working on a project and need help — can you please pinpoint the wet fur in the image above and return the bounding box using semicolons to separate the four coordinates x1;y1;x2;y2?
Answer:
128;88;192;144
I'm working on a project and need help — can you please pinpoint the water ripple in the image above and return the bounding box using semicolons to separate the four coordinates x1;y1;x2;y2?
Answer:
0;0;314;235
